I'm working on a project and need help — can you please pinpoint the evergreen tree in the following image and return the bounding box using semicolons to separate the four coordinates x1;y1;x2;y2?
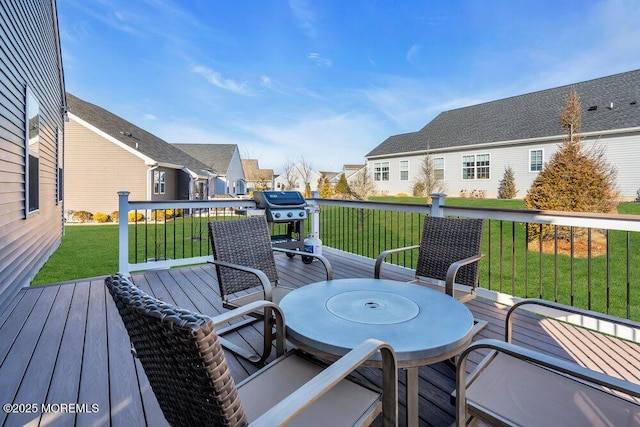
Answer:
334;174;350;198
497;166;517;199
317;174;333;198
525;89;619;241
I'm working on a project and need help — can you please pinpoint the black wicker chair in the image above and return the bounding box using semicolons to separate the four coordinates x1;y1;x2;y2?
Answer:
207;216;333;363
375;216;484;302
105;274;398;427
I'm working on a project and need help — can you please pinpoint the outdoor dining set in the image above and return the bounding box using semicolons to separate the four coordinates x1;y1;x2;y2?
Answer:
105;214;640;426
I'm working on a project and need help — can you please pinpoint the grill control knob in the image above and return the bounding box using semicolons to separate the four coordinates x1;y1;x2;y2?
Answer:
299;211;305;217
287;212;293;218
274;212;281;219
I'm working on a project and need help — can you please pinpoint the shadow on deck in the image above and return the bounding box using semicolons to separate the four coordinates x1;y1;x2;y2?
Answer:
1;248;639;426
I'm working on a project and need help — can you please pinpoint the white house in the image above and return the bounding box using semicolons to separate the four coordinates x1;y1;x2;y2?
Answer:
274;162;323;194
365;69;640;200
173;144;245;196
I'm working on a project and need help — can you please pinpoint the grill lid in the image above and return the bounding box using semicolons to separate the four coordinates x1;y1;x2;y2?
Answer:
254;191;306;208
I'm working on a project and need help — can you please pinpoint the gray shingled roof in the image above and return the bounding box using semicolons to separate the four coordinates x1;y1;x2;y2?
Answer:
66;93;213;176
172;144;238;175
366;69;640;158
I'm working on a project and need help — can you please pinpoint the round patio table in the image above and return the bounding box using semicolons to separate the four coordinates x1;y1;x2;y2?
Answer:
279;278;475;426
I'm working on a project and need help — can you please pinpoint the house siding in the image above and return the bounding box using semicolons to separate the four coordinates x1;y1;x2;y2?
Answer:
65;119;148;215
368;133;639;200
0;0;65;307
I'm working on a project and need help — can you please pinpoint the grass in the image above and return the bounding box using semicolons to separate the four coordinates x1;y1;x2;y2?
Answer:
32;198;640;320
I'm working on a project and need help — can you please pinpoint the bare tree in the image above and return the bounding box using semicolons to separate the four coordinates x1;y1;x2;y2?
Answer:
280;160;298;190
349;166;376;200
413;151;446;202
294;156;314;197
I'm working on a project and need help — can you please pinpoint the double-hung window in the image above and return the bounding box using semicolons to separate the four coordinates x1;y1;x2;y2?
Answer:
530;149;543;172
373;162;389;181
399;160;409;181
153;170;166;194
26;88;40;214
462;154;490;180
433;157;445;180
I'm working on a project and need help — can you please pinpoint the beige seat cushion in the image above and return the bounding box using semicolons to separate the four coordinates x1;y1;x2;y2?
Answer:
466;352;640;426
237;352;381;427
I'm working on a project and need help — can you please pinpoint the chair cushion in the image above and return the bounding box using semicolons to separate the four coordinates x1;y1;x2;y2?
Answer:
466;351;640;426
237;352;381;426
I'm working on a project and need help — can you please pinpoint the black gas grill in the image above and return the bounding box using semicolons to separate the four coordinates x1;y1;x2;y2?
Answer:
252;191;308;257
253;190;308;222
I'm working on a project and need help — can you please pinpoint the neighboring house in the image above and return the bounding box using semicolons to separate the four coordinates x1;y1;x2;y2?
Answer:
65;93;214;217
0;0;66;308
274;162;324;193
330;164;366;187
366;69;640;199
241;159;274;193
173;144;245;196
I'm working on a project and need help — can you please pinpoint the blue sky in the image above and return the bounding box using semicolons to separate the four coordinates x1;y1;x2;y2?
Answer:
58;0;640;174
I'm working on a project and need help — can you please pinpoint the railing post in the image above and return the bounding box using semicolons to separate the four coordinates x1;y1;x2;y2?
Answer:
118;191;130;276
430;193;446;217
309;190;320;237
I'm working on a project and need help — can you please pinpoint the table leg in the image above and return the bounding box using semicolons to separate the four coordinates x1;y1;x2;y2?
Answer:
406;367;419;427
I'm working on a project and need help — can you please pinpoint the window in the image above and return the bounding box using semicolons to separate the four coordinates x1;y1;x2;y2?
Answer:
56;127;63;203
433;157;445;180
26;88;40;214
153;170;166;194
399;160;409;181
530;149;543;172
462;154;490;180
373;162;389;181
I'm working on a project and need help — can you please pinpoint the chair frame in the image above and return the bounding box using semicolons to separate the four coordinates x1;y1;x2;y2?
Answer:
455;299;640;426
105;274;398;426
208;216;334;363
374;216;484;303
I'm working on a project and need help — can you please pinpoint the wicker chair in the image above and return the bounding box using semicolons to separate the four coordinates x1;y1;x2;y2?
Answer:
208;216;333;309
375;216;484;303
105;274;398;427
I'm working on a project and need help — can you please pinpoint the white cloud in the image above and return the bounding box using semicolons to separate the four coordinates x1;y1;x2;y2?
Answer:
191;65;251;95
406;44;421;69
308;53;332;67
288;0;317;38
144;113;157;120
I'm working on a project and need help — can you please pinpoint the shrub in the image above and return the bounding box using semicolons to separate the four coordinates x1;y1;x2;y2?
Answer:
110;211;119;223
497;166;517;199
94;212;109;223
412;182;426;197
128;211;144;222
73;211;93;223
151;210;165;221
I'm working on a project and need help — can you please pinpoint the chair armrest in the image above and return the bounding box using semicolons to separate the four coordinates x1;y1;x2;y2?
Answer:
374;245;420;279
505;298;640;343
273;247;334;280
208;260;274;301
444;254;485;297
250;338;398;427
455;338;640;427
211;300;286;358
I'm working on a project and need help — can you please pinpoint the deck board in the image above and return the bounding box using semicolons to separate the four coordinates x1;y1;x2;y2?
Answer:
0;248;639;426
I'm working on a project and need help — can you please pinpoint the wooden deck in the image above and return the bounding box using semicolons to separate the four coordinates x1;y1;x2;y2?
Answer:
1;248;639;426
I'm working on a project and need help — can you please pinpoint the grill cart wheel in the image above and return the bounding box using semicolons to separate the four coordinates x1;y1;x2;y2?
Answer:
301;255;313;264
